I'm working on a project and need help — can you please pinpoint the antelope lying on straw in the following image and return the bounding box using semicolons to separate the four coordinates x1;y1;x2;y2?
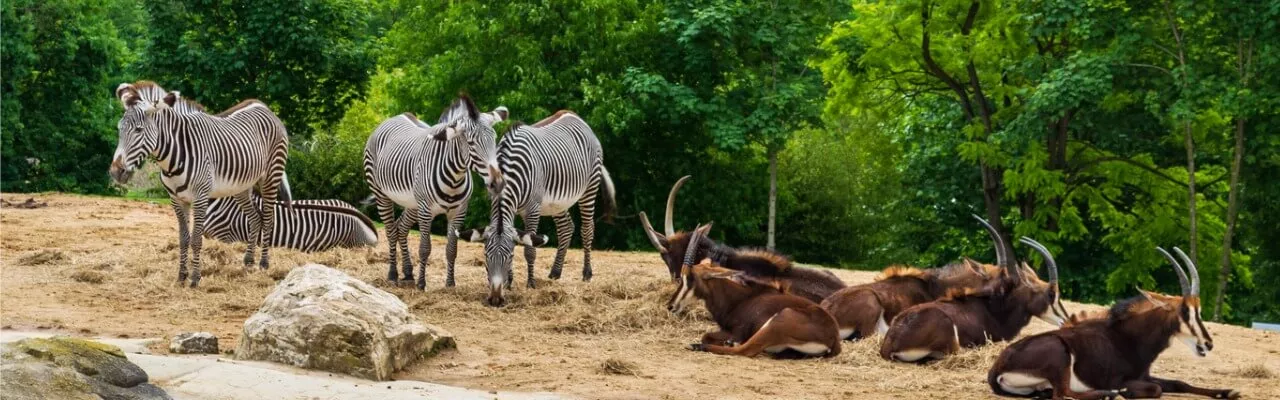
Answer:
667;225;841;358
988;247;1239;400
821;256;1000;340
879;218;1068;363
639;176;845;303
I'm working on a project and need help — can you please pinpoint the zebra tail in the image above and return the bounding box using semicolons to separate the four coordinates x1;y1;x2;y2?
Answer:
279;172;294;209
598;166;616;223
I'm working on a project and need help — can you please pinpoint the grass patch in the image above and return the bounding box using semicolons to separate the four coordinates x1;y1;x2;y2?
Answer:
70;270;106;284
19;250;66;266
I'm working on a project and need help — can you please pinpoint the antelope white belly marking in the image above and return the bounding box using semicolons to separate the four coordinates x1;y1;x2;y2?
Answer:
788;342;830;355
892;349;932;362
1069;355;1093;392
838;328;854;339
997;372;1049;395
875;310;889;334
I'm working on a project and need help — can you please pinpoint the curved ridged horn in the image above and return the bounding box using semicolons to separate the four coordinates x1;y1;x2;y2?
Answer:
1172;247;1200;296
683;223;710;270
973;214;1016;279
665;176;691;236
639;211;667;253
1156;247;1192;297
1018;237;1058;285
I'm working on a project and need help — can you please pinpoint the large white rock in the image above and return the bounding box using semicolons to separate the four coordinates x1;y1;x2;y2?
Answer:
235;264;454;380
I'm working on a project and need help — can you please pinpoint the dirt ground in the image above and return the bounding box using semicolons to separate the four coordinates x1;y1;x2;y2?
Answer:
2;193;1277;399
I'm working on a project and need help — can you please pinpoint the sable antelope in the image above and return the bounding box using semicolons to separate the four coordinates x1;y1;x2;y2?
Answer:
988;247;1239;400
821;257;1000;340
879;218;1069;363
668;227;842;358
639;177;845;303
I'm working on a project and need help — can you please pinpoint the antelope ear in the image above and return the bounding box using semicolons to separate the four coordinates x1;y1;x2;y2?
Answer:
1138;288;1170;309
962;257;986;277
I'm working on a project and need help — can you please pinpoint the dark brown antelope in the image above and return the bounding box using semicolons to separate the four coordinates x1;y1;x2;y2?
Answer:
821;215;1005;340
879;219;1069;363
640;176;845;303
988;247;1239;400
667;228;841;358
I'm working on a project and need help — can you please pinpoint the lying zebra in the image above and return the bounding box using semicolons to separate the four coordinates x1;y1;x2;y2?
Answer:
205;194;377;252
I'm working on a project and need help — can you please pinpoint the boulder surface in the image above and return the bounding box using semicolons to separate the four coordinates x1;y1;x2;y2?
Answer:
235;264;454;380
0;336;172;400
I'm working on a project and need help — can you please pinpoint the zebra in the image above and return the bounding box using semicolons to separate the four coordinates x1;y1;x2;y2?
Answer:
464;110;615;306
110;86;290;288
363;95;506;289
205;194;377;252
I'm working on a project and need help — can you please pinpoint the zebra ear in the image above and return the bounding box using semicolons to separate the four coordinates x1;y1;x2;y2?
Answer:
434;125;460;141
492;107;508;122
163;91;180;108
519;233;548;247
116;83;138;107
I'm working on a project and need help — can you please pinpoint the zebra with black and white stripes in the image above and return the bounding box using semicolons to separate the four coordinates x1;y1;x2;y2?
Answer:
205;195;377;252
110;87;290;288
466;110;615;306
363;96;506;289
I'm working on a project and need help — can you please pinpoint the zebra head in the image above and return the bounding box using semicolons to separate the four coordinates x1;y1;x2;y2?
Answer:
464;164;548;306
111;82;167;184
432;96;505;186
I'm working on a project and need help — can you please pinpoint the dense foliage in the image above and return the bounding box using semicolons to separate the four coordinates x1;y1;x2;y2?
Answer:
3;0;1277;324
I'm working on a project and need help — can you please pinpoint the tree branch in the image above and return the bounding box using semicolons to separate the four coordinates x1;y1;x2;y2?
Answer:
1122;63;1173;77
919;0;975;120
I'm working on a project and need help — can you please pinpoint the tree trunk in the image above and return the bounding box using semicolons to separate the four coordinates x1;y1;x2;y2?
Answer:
981;163;1006;248
767;149;778;251
1214;117;1245;320
1183;120;1198;267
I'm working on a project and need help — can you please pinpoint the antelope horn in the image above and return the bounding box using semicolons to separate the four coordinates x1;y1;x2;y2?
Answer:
1172;247;1200;296
973;214;1017;279
683;223;711;270
639;211;667;253
1156;247;1192;297
665;176;691;236
1018;237;1058;285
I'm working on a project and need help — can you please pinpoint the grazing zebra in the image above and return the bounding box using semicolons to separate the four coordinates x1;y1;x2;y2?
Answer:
110;87;290;288
363;95;506;289
465;110;615;306
205;195;377;252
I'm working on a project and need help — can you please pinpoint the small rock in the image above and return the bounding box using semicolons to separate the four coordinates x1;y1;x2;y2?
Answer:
170;332;219;354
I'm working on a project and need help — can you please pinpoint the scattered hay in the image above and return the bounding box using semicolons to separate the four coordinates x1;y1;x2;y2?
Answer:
70;270;106;284
267;268;290;281
1237;364;1274;379
930;342;1004;371
18;249;65;266
600;358;645;377
90;262;115;271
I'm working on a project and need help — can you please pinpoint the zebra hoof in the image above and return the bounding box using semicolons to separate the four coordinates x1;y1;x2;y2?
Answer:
582;271;593;282
189;279;200;289
547;270;562;280
177;273;188;283
416;280;426;291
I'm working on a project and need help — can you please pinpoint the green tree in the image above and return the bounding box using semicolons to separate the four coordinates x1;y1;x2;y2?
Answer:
140;0;377;139
2;0;136;194
627;0;843;249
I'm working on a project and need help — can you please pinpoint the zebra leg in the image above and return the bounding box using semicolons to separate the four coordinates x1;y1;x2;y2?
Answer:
376;197;399;281
189;196;210;288
257;187;280;272
549;213;574;280
522;210;542;289
231;190;260;268
398;209;418;282
444;205;467;287
415;207;436;290
171;201;191;283
578;177;601;281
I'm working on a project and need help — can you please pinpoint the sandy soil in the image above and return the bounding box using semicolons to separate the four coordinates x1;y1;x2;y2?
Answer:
2;193;1277;399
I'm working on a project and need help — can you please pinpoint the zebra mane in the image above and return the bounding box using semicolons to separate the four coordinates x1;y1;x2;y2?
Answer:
438;94;480;124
